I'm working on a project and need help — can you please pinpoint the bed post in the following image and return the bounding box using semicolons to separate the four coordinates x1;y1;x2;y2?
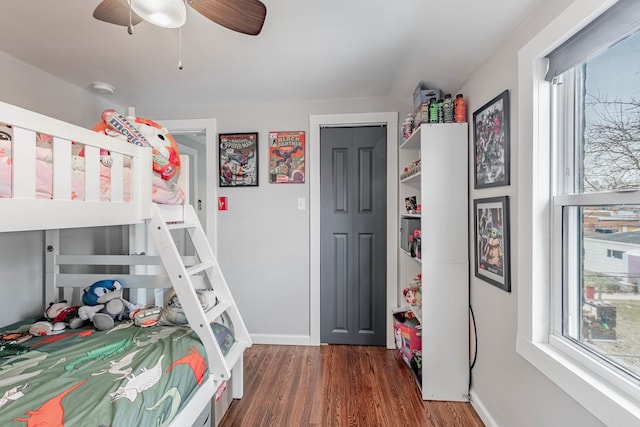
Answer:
129;223;149;306
44;230;61;304
231;355;244;398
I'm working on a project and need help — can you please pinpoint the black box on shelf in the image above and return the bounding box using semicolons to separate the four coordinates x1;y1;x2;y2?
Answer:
400;217;421;253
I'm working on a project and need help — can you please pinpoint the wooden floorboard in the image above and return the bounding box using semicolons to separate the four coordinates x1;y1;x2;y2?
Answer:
220;344;484;427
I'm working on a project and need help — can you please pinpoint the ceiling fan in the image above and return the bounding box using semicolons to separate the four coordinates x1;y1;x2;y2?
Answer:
93;0;267;36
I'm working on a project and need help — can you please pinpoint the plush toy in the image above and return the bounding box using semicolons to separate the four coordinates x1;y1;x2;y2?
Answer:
78;280;141;331
94;110;181;181
29;301;82;336
45;301;82;327
403;274;422;306
403;287;422;306
129;306;163;327
158;290;215;326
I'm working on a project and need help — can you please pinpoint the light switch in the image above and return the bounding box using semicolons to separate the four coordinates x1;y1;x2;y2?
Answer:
297;197;306;210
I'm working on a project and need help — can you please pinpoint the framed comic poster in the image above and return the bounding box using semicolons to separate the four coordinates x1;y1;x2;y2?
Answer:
268;131;305;183
218;133;259;187
474;196;511;292
473;90;510;189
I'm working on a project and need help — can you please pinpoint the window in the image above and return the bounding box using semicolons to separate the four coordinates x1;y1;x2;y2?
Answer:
517;1;640;425
606;249;624;259
553;28;640;382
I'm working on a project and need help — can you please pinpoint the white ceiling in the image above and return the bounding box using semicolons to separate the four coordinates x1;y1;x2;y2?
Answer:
0;0;542;111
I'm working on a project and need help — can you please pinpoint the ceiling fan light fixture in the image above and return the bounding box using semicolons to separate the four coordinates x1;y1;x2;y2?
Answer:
131;0;187;28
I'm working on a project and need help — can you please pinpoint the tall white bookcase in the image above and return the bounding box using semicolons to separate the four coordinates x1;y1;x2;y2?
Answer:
398;123;469;401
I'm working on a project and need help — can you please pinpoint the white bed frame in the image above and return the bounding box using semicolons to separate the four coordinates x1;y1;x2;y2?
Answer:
0;100;250;427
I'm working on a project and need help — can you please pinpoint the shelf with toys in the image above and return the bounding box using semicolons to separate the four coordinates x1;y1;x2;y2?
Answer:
400;170;421;185
396;121;469;402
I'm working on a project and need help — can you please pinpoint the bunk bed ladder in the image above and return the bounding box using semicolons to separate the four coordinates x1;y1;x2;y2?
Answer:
147;203;251;397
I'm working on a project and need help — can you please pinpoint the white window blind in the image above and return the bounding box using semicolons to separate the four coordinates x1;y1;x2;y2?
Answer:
545;0;640;81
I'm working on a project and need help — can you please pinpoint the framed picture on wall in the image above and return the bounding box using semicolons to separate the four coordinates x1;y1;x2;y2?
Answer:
473;90;510;189
268;130;305;183
218;132;259;187
474;196;511;292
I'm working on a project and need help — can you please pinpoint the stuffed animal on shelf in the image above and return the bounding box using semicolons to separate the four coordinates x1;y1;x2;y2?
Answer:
403;286;422;306
94;110;181;181
403;274;423;306
78;280;141;331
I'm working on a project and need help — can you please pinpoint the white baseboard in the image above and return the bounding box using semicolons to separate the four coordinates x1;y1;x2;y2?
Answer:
250;333;314;346
470;389;498;427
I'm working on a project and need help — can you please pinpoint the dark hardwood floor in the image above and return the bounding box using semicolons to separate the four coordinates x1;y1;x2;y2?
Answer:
220;344;484;427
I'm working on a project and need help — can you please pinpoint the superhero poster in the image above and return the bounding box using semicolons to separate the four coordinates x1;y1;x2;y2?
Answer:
218;133;258;187
268;131;305;184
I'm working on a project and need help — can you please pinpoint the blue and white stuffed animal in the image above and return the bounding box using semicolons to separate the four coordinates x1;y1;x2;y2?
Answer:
78;280;140;330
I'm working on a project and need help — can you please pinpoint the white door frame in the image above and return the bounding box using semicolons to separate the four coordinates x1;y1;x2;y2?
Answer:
161;118;218;253
309;112;398;348
175;143;199;206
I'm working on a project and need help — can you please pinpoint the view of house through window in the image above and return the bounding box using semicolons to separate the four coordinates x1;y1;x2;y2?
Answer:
559;30;640;379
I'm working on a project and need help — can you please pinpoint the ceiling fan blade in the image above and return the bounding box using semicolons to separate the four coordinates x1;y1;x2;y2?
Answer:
188;0;267;36
93;0;144;27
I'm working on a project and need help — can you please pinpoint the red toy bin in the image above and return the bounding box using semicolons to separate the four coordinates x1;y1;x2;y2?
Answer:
393;312;422;366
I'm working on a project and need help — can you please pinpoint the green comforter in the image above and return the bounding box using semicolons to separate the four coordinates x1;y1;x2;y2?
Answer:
0;320;234;426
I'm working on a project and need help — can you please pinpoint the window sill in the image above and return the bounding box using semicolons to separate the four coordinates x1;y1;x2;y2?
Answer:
516;333;640;426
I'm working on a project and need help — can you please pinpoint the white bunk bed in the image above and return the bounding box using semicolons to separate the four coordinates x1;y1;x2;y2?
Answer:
0;100;251;427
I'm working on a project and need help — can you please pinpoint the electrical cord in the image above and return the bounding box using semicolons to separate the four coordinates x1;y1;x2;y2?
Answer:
470;304;478;369
468;304;478;394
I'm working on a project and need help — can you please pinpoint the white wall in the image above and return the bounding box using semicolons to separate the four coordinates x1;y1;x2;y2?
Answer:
460;0;605;425
0;51;125;327
142;98;407;340
0;51;121;127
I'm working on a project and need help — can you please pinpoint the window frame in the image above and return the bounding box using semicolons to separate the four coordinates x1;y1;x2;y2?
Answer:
517;0;640;424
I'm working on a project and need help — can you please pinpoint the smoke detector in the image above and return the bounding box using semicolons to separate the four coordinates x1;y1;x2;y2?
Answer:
91;82;115;95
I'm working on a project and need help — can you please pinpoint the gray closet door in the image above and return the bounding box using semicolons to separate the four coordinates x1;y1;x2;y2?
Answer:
320;125;387;345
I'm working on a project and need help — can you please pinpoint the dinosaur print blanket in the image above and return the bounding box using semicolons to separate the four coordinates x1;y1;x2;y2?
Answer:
0;319;234;426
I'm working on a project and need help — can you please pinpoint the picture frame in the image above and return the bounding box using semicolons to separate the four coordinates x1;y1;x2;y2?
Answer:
268;130;305;183
474;196;511;292
473;90;510;189
218;132;259;187
404;196;417;214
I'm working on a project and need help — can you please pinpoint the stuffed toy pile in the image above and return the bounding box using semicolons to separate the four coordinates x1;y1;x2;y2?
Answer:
29;279;143;335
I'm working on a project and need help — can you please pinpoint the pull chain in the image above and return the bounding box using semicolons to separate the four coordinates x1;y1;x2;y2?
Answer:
178;26;183;70
127;0;134;35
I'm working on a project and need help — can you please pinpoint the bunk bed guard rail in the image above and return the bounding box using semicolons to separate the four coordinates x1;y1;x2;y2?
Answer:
0;100;153;232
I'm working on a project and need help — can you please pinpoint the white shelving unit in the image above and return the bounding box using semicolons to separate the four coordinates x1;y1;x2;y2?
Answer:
397;123;469;402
